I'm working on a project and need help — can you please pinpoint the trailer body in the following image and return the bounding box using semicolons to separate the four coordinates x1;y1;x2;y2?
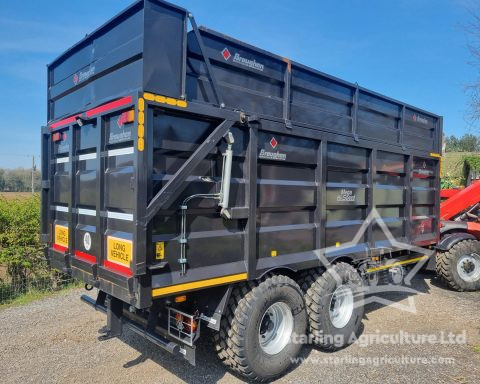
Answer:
42;0;442;369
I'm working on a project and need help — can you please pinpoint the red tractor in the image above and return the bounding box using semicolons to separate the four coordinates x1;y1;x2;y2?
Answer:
436;181;480;291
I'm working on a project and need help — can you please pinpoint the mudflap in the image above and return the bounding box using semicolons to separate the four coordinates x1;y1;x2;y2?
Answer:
424;252;437;271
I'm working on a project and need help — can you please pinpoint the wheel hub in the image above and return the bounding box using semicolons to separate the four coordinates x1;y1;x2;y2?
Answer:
329;285;354;329
259;302;293;355
457;253;480;283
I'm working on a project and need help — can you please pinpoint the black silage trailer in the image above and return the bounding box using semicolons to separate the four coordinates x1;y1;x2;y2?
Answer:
42;0;442;380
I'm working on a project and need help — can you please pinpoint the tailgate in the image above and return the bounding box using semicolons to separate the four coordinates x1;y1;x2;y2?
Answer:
41;95;150;308
41;0;190;309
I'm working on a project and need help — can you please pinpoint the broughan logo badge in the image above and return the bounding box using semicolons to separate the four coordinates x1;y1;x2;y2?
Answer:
221;48;231;61
412;113;428;125
270;137;278;149
220;48;264;71
259;137;286;161
72;66;95;85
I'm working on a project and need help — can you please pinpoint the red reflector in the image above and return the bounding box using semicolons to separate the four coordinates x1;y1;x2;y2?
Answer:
187;318;198;333
104;260;133;277
49;96;132;130
52;244;67;253
50;115;79;130
86;96;133;118
75;251;96;264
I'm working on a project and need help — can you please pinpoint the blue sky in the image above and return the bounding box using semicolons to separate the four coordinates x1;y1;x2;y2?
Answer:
0;0;476;168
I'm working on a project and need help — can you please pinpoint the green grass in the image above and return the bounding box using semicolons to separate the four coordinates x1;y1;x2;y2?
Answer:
474;345;480;354
0;283;80;310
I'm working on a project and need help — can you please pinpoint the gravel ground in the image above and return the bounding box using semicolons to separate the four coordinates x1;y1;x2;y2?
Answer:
0;271;479;384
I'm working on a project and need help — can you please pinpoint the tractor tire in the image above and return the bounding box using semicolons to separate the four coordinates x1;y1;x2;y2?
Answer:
300;262;364;351
436;239;480;292
213;275;307;382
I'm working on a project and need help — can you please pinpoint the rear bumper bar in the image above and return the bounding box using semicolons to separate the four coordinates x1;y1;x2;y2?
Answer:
47;246;151;308
80;294;196;365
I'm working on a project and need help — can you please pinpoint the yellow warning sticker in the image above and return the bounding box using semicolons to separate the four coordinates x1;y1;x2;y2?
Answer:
107;236;132;267
156;242;165;260
54;225;69;249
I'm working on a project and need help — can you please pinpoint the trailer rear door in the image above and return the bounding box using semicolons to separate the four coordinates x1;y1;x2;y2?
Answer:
41;95;150;307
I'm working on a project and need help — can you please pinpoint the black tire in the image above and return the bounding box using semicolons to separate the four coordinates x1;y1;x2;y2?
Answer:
436;239;480;292
301;262;364;351
213;275;307;382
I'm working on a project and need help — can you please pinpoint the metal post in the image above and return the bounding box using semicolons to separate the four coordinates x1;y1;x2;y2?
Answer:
352;86;359;142
282;58;292;127
188;14;224;107
245;125;257;278
405;155;413;242
31;155;35;194
368;148;377;250
95;116;105;270
319;141;327;251
106;295;123;337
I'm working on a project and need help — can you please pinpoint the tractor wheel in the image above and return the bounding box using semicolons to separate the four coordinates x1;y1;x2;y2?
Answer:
437;239;480;291
214;275;307;382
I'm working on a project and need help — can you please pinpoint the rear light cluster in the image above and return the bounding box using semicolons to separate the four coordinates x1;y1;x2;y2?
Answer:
116;110;135;128
175;313;198;334
52;132;67;142
168;307;199;346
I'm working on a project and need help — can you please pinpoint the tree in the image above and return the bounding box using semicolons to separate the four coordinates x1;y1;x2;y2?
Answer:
444;135;459;152
444;133;480;152
461;133;480;151
0;168;41;192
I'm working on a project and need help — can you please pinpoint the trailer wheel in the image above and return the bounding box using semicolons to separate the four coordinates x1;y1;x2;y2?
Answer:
301;262;364;351
437;239;480;292
214;275;307;382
